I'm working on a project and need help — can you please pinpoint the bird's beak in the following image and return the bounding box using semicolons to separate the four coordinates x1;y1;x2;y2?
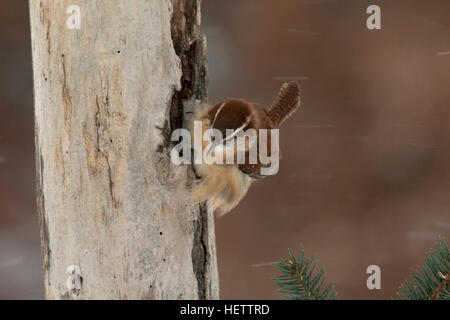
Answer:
206;140;219;156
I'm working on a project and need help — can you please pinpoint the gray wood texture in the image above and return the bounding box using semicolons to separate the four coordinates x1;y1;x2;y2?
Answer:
29;0;218;299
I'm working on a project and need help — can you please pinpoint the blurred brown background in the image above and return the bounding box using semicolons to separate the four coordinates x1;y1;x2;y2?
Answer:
0;0;449;299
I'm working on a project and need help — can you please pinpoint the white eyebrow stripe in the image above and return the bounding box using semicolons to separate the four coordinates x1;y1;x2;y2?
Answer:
207;114;252;156
222;115;251;143
211;102;226;128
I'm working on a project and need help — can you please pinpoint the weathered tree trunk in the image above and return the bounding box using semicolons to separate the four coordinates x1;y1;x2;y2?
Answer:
29;0;218;299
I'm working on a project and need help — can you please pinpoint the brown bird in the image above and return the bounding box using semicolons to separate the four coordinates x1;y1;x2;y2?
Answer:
191;81;301;215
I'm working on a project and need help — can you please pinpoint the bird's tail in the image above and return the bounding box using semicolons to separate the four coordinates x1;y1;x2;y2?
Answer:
267;81;301;127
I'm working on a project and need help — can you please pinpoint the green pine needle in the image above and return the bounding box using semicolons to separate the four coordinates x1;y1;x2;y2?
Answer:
396;238;449;300
274;239;449;300
273;246;338;300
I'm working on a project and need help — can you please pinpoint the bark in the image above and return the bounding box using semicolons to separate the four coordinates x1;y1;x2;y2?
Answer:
29;0;218;299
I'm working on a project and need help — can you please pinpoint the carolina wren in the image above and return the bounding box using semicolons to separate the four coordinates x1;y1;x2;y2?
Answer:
191;81;301;216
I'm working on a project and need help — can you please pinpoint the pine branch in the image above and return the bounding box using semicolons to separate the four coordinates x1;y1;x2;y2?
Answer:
274;239;449;300
273;246;338;300
396;238;450;300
